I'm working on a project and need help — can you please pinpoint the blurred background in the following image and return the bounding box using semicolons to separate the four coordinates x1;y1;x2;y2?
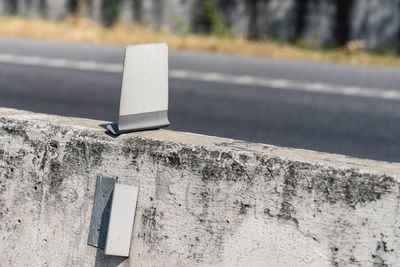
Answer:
0;0;399;162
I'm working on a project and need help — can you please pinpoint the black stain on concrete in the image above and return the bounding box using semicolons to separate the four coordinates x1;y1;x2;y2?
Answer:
140;207;164;250
1;119;31;143
315;171;395;209
239;153;249;163
48;160;63;194
237;201;251;215
201;164;222;182
277;164;299;226
264;208;274;217
371;234;394;267
63;139;106;170
166;152;181;167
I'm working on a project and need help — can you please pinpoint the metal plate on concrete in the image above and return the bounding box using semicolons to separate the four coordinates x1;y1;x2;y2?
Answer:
88;176;116;249
105;183;139;257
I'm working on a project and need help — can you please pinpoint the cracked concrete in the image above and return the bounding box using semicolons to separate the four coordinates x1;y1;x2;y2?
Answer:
1;107;400;266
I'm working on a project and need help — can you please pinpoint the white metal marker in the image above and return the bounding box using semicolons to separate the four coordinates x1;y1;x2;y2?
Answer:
107;43;170;134
105;183;139;257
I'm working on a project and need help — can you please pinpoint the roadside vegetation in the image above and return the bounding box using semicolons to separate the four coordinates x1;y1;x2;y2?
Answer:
1;16;400;67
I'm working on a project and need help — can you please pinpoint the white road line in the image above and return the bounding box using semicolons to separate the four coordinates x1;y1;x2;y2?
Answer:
0;53;122;72
169;69;400;100
0;53;399;101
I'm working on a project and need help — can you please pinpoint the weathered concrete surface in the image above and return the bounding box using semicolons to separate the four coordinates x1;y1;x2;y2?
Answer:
1;107;400;266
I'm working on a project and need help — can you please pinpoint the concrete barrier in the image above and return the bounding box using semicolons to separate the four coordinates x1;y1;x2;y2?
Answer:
1;107;400;266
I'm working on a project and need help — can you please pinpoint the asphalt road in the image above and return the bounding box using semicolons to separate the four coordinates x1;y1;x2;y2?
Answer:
0;37;399;162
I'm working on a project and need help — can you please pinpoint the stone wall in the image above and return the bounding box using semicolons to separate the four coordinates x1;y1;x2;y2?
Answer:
1;107;400;266
0;0;399;49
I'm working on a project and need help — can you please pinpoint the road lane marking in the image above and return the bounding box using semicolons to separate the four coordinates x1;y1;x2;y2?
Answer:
169;70;400;100
0;53;399;101
0;53;122;72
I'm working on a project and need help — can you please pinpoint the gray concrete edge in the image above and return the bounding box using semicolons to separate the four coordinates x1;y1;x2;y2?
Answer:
1;107;399;176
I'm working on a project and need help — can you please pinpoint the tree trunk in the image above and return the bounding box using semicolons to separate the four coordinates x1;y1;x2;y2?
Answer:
293;0;309;41
335;0;354;46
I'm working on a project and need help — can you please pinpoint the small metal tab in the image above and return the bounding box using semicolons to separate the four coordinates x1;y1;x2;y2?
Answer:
88;176;116;249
